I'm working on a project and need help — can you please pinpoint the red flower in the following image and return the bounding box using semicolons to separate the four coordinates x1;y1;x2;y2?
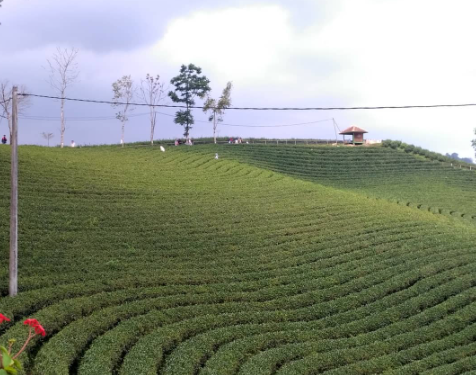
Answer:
23;318;46;336
34;324;46;337
0;313;11;324
23;318;40;327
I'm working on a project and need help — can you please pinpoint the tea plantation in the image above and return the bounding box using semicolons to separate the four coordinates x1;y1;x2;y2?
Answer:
217;143;476;222
0;143;475;375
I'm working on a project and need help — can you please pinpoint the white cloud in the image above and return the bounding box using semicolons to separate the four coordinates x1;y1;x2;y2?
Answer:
155;5;295;86
154;0;476;157
2;0;475;156
308;0;476;157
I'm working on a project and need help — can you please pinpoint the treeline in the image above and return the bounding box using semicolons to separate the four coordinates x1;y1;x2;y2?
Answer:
445;153;473;164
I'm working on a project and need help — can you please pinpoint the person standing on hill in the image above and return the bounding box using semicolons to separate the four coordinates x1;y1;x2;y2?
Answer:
1;135;7;144
70;140;76;148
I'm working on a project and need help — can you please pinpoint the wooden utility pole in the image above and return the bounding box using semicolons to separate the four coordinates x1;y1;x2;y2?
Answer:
10;86;18;297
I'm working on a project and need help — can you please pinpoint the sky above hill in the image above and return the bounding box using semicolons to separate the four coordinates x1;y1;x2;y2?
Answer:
1;0;475;159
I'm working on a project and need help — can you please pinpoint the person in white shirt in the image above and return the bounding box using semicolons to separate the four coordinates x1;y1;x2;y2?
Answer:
71;140;76;148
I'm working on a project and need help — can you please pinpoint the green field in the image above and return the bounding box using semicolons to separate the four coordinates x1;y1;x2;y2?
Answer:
0;143;476;375
216;143;476;221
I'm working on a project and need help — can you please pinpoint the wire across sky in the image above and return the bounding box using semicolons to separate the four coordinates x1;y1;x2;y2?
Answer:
22;93;476;111
3;91;475;130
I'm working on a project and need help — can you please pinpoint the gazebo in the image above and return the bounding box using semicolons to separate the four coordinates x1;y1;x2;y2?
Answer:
339;126;368;145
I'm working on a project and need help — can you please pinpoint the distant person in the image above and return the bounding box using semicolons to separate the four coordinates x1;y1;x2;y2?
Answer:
215;153;219;160
175;139;179;146
1;135;6;144
71;140;76;148
229;138;233;144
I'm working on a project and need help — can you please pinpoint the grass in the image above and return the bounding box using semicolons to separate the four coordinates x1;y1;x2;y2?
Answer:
0;142;475;374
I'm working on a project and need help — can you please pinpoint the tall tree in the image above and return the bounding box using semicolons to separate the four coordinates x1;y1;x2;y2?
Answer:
0;81;30;144
47;47;80;148
203;82;233;144
168;64;211;139
140;74;165;145
112;75;135;146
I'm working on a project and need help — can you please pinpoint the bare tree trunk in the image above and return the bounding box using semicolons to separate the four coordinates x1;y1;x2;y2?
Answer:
150;107;155;145
185;100;190;139
121;120;125;147
213;113;217;144
7;112;12;145
60;97;65;148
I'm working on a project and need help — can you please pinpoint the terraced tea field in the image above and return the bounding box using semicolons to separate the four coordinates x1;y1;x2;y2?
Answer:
0;144;476;375
216;144;476;223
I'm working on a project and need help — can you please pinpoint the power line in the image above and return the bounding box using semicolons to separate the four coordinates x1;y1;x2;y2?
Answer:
18;110;334;128
19;112;151;122
23;92;476;111
24;93;185;108
147;112;333;127
220;119;332;128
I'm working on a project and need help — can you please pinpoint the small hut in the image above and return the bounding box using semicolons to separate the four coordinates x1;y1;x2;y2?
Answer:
339;126;368;145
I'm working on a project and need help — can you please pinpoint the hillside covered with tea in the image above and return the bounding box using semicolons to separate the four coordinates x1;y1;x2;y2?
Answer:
0;143;475;375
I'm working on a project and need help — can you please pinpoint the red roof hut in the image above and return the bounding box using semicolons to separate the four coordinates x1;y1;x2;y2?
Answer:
339;126;368;145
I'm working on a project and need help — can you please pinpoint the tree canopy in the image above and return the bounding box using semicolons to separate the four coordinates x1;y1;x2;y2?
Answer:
168;64;211;138
112;75;135;146
203;82;233;144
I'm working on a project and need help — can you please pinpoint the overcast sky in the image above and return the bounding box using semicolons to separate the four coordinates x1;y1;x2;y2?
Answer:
1;0;475;158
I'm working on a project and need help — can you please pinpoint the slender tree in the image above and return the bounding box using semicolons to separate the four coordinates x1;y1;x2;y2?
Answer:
168;64;211;139
203;82;233;144
41;132;54;147
140;74;165;145
0;81;30;144
112;75;135;147
47;47;80;148
472;128;476;158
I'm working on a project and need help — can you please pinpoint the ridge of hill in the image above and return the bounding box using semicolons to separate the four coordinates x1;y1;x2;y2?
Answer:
0;145;476;375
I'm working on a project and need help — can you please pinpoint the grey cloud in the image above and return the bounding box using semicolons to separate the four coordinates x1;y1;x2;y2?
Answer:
4;0;470;158
2;0;166;52
1;0;339;53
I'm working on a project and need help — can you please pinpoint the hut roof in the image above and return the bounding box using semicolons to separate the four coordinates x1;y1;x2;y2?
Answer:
339;126;368;135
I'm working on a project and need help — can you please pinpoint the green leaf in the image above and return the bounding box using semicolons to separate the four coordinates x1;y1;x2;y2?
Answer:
4;367;17;375
1;351;13;368
12;360;21;370
0;369;7;375
0;346;7;355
